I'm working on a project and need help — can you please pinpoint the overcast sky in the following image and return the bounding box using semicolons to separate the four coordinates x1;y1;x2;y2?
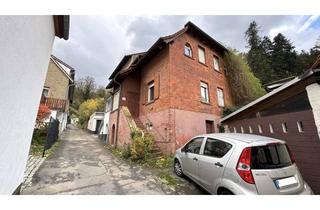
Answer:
52;15;320;86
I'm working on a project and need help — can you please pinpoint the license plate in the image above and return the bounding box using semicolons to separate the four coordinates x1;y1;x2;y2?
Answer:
274;177;298;189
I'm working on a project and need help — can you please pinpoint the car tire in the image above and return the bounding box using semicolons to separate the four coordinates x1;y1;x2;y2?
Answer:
220;190;233;195
174;159;184;177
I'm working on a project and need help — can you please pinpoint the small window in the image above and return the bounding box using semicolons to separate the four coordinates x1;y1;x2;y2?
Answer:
198;46;206;64
213;56;220;71
200;82;209;103
282;122;288;133
297;121;304;133
148;81;155;103
184;137;204;154
240;126;244;133
216;88;225;107
42;88;49;97
233;127;237;133
184;43;192;57
258;125;263;133
269;123;274;133
204;138;232;158
249;126;253;133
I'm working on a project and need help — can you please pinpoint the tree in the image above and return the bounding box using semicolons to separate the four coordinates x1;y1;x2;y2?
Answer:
73;76;97;109
224;49;266;106
270;33;298;79
245;21;273;84
77;98;104;127
36;104;51;127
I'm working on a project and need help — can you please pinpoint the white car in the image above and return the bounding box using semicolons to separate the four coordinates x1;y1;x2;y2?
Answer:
174;133;313;195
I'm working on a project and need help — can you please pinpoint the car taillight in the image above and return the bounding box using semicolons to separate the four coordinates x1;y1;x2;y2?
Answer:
236;147;255;184
285;144;295;163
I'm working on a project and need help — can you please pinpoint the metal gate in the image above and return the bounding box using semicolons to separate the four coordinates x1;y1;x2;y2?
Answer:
42;117;60;157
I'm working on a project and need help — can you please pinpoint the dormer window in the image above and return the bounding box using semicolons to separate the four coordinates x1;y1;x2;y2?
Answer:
184;43;192;57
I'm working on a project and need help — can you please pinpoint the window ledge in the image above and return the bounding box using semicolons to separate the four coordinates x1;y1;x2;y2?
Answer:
146;100;155;106
198;61;208;67
184;54;195;60
200;100;211;105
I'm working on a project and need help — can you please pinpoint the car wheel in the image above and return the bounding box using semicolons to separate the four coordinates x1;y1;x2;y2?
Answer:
174;160;183;177
220;190;233;195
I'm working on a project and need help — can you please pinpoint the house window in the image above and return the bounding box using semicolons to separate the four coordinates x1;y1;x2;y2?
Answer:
269;123;274;133
297;121;304;133
148;81;155;103
240;126;244;133
213;55;220;71
200;81;209;103
112;91;120;111
198;46;206;64
42;88;49;97
282;122;288;133
184;43;192;57
258;125;263;133
249;126;253;133
216;88;225;107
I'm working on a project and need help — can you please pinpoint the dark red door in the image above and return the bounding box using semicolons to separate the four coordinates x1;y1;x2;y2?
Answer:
205;120;215;134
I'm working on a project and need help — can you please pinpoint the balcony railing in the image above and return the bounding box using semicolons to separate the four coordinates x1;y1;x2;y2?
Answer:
41;97;67;111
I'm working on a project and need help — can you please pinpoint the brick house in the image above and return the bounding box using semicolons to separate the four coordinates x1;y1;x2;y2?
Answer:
41;55;75;133
220;58;320;193
106;21;233;154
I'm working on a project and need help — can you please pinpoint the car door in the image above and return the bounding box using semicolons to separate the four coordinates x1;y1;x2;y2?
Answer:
198;138;233;193
180;137;204;181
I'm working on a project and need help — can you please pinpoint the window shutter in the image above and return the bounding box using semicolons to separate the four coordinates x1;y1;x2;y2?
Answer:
154;75;160;99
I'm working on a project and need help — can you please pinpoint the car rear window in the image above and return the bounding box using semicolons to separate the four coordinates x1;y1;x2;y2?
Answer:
251;144;293;169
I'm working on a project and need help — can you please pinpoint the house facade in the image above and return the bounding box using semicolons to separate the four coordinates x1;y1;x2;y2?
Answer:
0;15;69;194
41;55;75;133
107;22;233;154
220;66;320;193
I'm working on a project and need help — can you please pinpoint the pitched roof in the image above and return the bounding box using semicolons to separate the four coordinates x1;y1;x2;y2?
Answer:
221;68;320;123
107;21;228;86
311;54;320;69
50;55;75;82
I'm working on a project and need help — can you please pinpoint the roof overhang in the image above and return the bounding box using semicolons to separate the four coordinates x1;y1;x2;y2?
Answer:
221;68;320;123
53;15;70;40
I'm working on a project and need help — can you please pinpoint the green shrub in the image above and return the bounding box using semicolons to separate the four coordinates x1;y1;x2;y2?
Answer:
130;129;154;161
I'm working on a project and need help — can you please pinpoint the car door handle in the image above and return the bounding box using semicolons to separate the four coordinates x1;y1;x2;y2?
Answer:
193;157;198;161
214;162;223;167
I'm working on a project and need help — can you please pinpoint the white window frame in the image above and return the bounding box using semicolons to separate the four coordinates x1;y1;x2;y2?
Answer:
198;46;206;64
282;122;288;133
269;123;274;133
213;56;220;71
148;81;155;103
184;44;192;57
200;82;209;103
258;125;263;133
42;87;49;97
297;121;304;133
216;88;225;107
112;91;120;111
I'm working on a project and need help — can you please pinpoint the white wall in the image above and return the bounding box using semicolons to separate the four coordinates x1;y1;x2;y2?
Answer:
87;113;104;132
0;16;55;194
306;83;320;140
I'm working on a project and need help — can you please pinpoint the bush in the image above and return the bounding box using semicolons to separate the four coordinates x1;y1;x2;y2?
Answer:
130;129;154;161
78;98;104;127
224;49;266;106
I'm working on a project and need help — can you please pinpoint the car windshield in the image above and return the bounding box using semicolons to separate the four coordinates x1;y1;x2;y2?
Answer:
251;143;293;169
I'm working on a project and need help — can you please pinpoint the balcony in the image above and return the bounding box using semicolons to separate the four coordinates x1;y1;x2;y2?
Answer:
40;96;67;111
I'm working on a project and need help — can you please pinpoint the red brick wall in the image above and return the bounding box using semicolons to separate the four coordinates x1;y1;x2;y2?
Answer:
168;32;233;115
224;110;320;194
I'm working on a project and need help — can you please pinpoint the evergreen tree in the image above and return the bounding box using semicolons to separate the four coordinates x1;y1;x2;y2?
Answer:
270;33;297;80
245;21;273;84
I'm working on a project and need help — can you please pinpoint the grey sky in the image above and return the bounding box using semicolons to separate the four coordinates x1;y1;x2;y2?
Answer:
52;15;320;86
